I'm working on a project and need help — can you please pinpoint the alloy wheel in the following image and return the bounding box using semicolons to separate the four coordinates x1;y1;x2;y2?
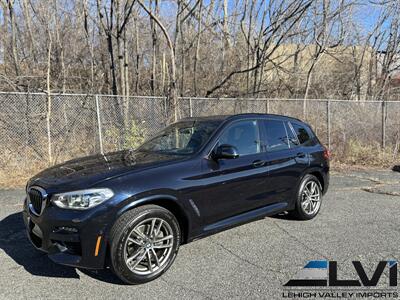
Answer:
301;180;321;215
123;217;174;275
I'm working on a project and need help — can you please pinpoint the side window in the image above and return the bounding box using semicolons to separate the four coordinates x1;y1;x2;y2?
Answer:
291;123;312;146
263;120;290;152
218;120;261;156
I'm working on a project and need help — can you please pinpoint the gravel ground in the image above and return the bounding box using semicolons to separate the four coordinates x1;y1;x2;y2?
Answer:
0;170;399;299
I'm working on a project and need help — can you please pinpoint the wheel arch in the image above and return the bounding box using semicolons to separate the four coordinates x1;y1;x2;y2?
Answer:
114;194;191;245
289;168;325;211
307;170;325;192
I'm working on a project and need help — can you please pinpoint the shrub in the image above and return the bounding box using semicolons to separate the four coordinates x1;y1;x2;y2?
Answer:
104;120;146;151
334;139;398;167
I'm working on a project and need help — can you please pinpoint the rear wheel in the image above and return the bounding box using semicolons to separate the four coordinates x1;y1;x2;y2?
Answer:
109;205;180;284
291;174;322;220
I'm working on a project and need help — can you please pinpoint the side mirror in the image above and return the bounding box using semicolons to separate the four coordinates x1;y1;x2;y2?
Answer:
213;144;239;160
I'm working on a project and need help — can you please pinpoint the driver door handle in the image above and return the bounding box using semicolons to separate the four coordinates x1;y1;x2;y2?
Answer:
252;160;265;167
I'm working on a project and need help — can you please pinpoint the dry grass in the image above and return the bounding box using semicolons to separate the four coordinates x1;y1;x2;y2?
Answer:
0;124;147;189
0;165;46;189
333;139;399;168
0;146;64;189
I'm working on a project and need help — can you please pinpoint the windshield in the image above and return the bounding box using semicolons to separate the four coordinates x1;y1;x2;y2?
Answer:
138;120;221;155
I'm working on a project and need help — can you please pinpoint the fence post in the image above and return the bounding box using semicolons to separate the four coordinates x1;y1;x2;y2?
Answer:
95;95;104;154
164;96;168;122
326;99;331;149
189;97;193;117
266;99;270;114
381;100;386;149
46;93;53;165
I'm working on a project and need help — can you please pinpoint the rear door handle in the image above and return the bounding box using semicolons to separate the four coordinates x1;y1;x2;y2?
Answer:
296;152;306;158
252;160;265;167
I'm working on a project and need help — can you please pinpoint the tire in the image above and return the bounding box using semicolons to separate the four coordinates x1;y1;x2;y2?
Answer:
109;204;181;284
290;174;323;220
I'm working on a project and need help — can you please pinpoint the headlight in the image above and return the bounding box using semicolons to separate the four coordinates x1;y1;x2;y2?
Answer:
51;188;114;210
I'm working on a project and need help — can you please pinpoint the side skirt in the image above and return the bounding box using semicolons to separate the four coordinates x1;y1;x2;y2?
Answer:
190;202;288;242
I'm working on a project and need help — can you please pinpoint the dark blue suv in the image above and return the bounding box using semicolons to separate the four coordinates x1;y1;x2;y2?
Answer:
23;113;330;284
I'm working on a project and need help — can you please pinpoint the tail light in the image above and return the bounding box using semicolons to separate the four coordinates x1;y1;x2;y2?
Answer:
323;146;331;160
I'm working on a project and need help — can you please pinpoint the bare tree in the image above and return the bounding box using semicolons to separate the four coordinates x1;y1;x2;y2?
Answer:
206;0;314;97
1;0;400;102
137;0;178;121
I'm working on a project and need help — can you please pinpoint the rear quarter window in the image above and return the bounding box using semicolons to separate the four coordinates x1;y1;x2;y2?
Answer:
290;122;317;147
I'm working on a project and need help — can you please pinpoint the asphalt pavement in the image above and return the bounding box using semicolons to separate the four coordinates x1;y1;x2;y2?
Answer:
0;169;399;299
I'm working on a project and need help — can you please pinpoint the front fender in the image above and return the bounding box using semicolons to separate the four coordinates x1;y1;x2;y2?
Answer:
104;191;195;244
115;193;180;220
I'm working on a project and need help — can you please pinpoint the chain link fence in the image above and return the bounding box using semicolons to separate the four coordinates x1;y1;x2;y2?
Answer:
0;92;399;186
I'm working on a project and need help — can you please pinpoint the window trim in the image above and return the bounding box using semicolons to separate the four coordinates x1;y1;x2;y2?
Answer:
287;121;301;147
282;121;291;149
207;119;263;158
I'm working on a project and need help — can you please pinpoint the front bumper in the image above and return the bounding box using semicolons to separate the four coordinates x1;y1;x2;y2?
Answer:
22;197;109;269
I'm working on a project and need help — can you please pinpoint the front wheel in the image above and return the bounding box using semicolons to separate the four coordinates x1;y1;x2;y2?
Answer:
109;205;181;284
290;174;323;220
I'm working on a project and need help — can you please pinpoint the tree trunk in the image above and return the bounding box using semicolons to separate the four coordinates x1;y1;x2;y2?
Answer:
150;0;159;96
8;0;20;76
193;0;203;96
134;15;140;95
54;0;66;93
22;0;37;63
108;33;118;95
138;0;178;121
46;29;53;165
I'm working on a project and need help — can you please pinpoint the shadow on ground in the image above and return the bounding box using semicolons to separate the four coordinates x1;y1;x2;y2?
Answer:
0;207;310;283
269;211;301;221
0;212;123;284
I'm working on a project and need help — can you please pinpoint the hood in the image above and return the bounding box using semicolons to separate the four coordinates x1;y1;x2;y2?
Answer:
28;150;186;191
